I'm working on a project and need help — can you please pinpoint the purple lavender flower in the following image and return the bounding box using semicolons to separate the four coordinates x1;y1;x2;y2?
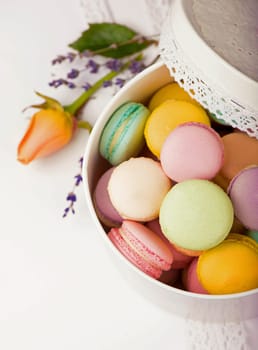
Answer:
129;60;145;74
67;69;80;79
74;174;83;186
115;78;125;88
105;59;122;72
67;192;77;202
51;55;66;65
67;82;76;89
102;80;112;88
52;52;77;65
86;59;99;73
66;52;77;63
49;78;67;88
63;157;83;217
82;82;92;91
63;207;70;217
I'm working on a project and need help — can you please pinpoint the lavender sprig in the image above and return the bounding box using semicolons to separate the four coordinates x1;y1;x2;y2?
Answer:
63;157;83;217
53;31;160;218
52;52;77;65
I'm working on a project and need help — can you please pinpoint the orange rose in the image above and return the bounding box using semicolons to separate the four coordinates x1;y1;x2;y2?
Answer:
17;108;75;164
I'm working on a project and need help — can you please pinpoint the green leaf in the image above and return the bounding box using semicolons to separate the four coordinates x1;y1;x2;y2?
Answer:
69;23;156;58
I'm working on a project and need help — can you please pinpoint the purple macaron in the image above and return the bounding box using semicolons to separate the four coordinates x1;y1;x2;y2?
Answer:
93;167;122;228
228;166;258;231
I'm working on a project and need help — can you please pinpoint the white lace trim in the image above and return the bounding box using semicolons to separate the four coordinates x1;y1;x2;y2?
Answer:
186;319;247;350
144;0;173;33
80;0;172;33
80;0;115;24
159;9;258;139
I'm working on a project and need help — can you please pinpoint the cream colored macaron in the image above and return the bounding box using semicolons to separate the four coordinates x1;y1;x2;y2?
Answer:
108;157;172;221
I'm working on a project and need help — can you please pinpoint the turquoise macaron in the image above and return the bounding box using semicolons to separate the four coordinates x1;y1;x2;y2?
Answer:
99;102;150;165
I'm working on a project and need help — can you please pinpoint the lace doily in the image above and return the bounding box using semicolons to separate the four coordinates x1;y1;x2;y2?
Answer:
159;0;258;139
186;319;247;350
80;0;172;34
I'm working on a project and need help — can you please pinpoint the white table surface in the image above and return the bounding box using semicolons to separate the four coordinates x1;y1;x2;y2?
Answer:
0;1;189;349
2;1;258;349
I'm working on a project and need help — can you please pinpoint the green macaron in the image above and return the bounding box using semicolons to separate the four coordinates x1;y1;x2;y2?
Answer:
159;179;234;251
99;102;150;165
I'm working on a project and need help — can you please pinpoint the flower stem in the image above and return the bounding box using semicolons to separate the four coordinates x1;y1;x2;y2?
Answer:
77;120;92;132
64;61;131;116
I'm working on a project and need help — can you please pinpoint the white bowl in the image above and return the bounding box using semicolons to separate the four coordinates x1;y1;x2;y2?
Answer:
82;61;258;322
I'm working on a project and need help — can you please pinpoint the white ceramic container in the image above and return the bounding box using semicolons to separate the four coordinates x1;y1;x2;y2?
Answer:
82;61;258;322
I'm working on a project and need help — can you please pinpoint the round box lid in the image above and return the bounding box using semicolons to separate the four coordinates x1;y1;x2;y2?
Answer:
159;0;258;138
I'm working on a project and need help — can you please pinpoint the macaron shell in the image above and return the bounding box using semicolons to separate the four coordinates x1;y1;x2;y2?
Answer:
93;167;122;227
108;227;162;279
144;100;210;158
220;132;258;182
148;82;200;111
160;180;234;251
108;157;171;221
146;219;193;269
99;102;150;165
160;122;224;182
197;234;258;294
172;244;203;257
247;230;258;243
159;268;179;285
120;220;173;271
228;166;258;231
227;233;258;250
182;258;208;294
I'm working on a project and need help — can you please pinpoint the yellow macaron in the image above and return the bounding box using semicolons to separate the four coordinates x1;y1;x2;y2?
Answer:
148;82;201;111
144;100;210;158
197;233;258;294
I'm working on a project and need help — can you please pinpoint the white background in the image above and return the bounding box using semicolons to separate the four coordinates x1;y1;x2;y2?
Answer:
0;1;189;349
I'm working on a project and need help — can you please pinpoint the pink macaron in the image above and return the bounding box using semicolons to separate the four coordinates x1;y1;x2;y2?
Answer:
146;219;193;269
160;122;224;182
182;257;208;294
227;166;258;231
93;167;123;227
108;220;173;279
159;268;180;285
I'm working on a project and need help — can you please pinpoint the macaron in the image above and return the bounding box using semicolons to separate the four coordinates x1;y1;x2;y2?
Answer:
160;122;224;182
108;157;171;222
246;230;258;243
93;167;122;227
148;82;200;111
144;100;210;158
108;220;173;279
146;219;193;269
197;233;258;294
172;244;203;257
220;132;258;182
228;166;258;231
99;102;150;165
159;179;234;251
159;268;179;285
182;258;208;294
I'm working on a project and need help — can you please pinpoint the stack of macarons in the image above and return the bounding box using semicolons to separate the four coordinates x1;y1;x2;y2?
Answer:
93;82;258;295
